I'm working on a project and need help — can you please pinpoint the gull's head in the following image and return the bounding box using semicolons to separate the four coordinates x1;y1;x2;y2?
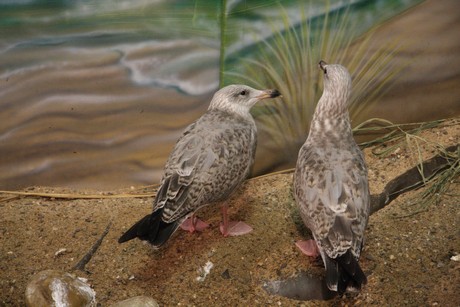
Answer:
319;60;352;99
209;84;280;117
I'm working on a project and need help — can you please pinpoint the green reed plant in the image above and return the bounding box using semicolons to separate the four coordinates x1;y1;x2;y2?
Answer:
355;117;459;215
219;0;228;88
226;1;405;162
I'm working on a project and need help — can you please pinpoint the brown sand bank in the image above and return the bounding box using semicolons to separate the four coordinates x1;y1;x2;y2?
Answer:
1;119;458;305
359;0;460;123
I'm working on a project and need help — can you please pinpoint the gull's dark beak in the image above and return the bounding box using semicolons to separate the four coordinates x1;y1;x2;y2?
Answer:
257;89;282;100
319;60;327;73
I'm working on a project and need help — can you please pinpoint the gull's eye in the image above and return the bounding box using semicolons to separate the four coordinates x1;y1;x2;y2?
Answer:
239;90;247;96
323;68;327;74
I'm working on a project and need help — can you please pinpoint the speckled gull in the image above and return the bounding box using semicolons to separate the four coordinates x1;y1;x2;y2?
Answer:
119;84;281;248
293;61;370;294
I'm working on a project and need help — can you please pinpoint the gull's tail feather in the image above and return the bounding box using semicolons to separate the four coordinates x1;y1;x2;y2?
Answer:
118;209;179;248
325;250;367;295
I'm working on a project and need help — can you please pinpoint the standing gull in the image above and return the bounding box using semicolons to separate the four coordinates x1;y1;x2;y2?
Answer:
294;61;370;294
119;84;280;248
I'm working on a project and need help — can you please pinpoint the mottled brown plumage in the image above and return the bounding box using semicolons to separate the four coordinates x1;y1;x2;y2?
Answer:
119;84;280;248
294;61;370;294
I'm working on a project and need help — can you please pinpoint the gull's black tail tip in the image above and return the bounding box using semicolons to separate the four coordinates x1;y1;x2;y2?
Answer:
118;209;179;248
118;213;155;244
325;250;367;295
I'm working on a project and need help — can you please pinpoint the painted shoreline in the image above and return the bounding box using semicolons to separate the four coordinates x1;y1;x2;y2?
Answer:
1;0;459;191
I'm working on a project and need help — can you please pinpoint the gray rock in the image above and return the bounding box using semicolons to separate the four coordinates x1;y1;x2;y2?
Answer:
110;296;159;307
25;269;96;307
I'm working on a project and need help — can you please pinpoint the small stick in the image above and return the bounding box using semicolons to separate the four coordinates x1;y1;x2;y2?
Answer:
0;191;155;199
370;144;458;214
73;222;112;272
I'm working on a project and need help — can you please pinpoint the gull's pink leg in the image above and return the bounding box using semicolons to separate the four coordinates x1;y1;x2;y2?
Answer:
219;204;253;237
180;214;209;233
295;239;320;257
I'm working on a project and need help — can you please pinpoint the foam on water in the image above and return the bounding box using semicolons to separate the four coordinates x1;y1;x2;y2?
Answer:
118;40;219;95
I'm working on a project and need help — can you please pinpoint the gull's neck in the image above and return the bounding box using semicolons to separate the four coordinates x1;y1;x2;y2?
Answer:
208;101;253;120
308;84;353;143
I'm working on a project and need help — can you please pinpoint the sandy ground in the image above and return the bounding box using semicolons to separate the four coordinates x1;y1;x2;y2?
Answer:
1;119;458;306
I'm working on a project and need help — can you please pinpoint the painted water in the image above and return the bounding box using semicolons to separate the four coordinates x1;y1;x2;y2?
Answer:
0;0;439;190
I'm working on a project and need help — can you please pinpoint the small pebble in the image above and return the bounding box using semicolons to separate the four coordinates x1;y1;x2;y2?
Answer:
54;248;67;258
110;296;159;307
221;269;230;279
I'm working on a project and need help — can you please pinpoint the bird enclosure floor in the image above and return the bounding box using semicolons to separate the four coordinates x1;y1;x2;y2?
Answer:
1;119;458;306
